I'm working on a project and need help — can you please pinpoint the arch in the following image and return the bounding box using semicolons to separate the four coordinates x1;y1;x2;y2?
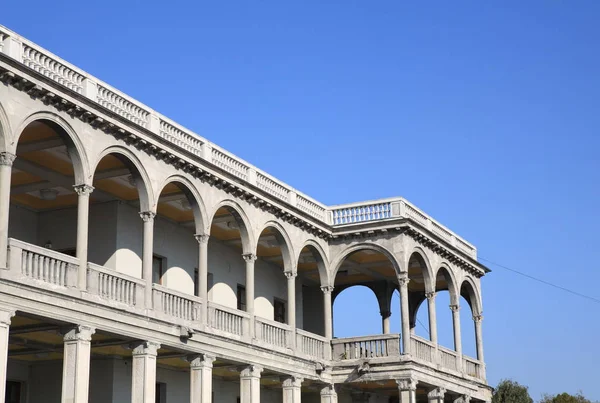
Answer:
330;243;403;285
0;100;12;152
155;174;209;234
434;263;459;305
459;276;482;316
296;239;330;287
92;145;153;211
407;247;435;294
208;199;254;254
13;111;90;184
255;220;295;273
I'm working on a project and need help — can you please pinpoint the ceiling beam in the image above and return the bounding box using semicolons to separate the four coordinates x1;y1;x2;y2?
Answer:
9;323;60;335
94;167;131;180
158;193;187;203
16;138;65;153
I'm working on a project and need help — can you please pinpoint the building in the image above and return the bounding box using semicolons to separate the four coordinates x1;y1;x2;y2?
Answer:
0;25;491;403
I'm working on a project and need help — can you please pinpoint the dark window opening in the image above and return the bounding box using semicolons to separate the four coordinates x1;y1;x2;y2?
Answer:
153;255;164;285
5;381;22;403
155;382;166;403
274;298;286;324
237;284;246;311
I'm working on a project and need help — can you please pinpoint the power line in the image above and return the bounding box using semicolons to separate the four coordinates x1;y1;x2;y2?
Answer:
479;257;600;305
393;289;431;336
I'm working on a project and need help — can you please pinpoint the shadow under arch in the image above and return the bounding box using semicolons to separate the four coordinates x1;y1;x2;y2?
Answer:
460;276;482;316
254;220;294;272
208;199;254;254
155;174;209;235
330;243;403;285
434;263;459;305
296;239;330;287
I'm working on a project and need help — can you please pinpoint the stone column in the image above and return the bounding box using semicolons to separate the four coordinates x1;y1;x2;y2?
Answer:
450;304;462;371
188;353;215;403
61;325;95;403
426;292;438;344
240;365;263;403
73;184;94;290
473;314;484;362
195;234;210;324
454;395;471;403
398;274;411;354
0;152;16;269
396;378;417;403
140;212;156;309
242;253;256;314
427;387;445;403
381;310;391;335
286;271;297;348
131;341;160;403
0;308;15;400
320;384;337;403
282;376;302;403
321;286;333;339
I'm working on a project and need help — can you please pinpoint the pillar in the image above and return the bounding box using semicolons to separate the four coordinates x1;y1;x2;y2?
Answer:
450;304;462;370
74;185;94;290
282;376;302;403
286;271;297;348
188;353;215;403
321;286;333;339
0;308;15;401
240;365;262;403
0;152;16;269
398;274;411;354
320;384;337;403
131;341;160;403
242;254;256;314
427;387;445;403
425;292;438;344
381;310;391;334
473;314;484;362
454;395;471;403
140;212;156;308
195;234;209;324
61;325;96;403
396;378;417;403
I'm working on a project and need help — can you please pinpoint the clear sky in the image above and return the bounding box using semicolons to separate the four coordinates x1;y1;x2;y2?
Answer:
4;1;600;400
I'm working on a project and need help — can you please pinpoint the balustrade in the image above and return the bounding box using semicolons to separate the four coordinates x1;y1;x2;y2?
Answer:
410;335;436;364
463;356;483;379
332;334;400;360
255;317;291;349
296;329;329;360
438;346;459;372
207;301;250;337
153;284;201;322
88;263;144;307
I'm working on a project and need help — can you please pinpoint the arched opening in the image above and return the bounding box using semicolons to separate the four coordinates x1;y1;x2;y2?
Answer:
434;266;457;351
8;120;84;255
89;151;149;278
207;204;250;311
332;248;399;338
153;180;205;295
460;279;480;359
407;252;432;340
296;244;327;336
254;225;292;323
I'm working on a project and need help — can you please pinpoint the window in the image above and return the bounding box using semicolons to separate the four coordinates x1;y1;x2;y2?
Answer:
208;272;214;297
237;284;246;311
194;268;199;296
152;255;164;285
5;381;22;403
155;382;166;403
274;298;286;324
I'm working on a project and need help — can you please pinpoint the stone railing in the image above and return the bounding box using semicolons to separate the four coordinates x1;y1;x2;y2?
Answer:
438;345;459;372
296;329;330;361
410;335;436;364
463;356;483;379
96;84;149;128
332;334;401;360
207;301;250;338
6;238;77;288
88;262;144;307
153;283;202;322
255;316;291;349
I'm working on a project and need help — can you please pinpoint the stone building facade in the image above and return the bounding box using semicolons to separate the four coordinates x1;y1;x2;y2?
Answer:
0;25;491;403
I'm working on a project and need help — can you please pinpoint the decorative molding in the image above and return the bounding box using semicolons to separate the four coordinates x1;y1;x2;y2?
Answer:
0;308;16;326
284;271;297;280
194;234;210;244
398;273;410;287
450;304;460;313
320;384;337;396
73;184;94;196
454;395;471;403
281;376;303;388
473;314;483;323
396;377;417;391
131;340;160;356
187;353;215;369
427;387;446;399
240;364;263;378
62;325;95;342
139;211;156;222
425;291;436;301
0;152;16;167
242;253;257;263
320;285;334;294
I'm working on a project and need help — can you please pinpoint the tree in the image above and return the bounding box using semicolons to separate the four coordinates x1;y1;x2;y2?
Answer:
540;392;598;403
492;379;533;403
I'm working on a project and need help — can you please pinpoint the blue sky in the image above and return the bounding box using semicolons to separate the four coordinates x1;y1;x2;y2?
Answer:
4;1;600;400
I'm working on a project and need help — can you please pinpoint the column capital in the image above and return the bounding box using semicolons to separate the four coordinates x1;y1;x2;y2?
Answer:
242;253;257;263
449;304;460;313
454;395;471;403
396;377;417;392
0;308;15;325
62;325;95;342
398;273;410;287
139;211;156;222
194;234;210;244
281;376;303;388
240;364;263;378
425;291;436;300
0;152;16;167
320;285;334;294
131;340;160;356
320;384;337;396
380;310;392;319
73;184;94;196
187;353;215;368
427;387;446;400
284;271;297;280
473;314;483;323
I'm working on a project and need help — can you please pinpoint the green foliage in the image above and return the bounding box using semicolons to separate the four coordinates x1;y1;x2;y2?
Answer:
539;392;597;403
492;379;533;403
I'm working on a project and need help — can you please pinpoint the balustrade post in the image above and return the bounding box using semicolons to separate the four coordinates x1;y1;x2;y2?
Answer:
195;234;209;325
286;271;297;348
74;185;94;290
140;211;156;309
131;341;160;403
61;325;95;403
240;365;262;403
398;273;411;355
282;376;302;403
320;384;337;403
396;378;417;403
450;304;463;372
188;353;215;403
321;286;333;339
0;152;16;269
3;35;22;60
242;253;257;338
0;308;15;401
474;314;485;378
427;388;445;403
